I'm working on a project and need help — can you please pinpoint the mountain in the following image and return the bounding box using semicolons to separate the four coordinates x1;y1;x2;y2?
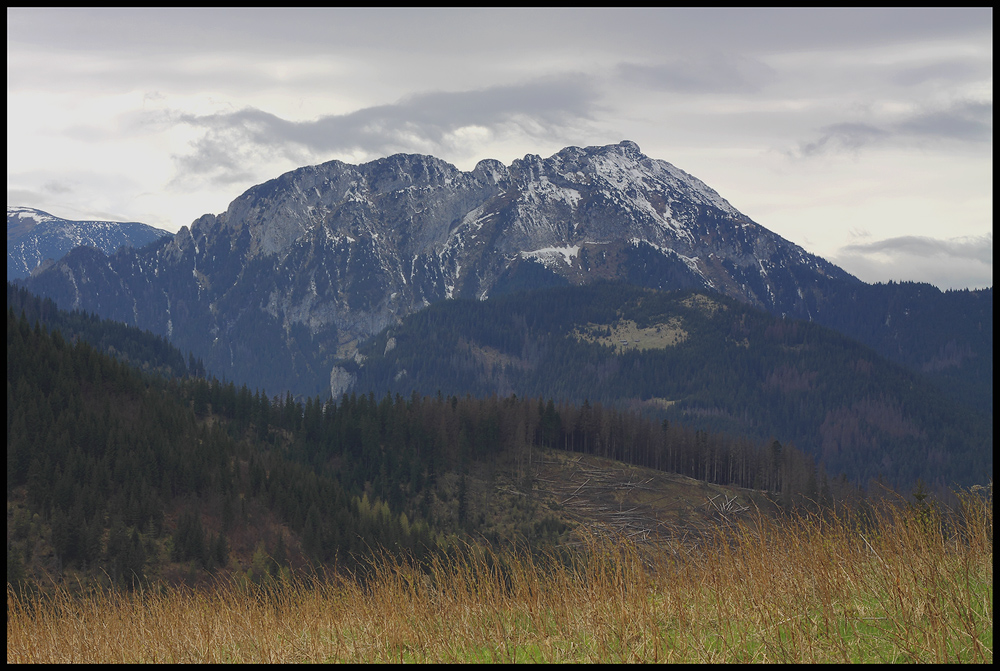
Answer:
337;283;991;489
7;206;172;280
18;142;989;408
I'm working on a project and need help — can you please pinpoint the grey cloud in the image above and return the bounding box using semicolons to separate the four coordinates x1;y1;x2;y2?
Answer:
7;188;49;207
793;100;992;157
840;234;993;264
9;9;992;64
832;234;992;290
833;254;992;291
890;61;983;87
896;100;992;143
616;54;775;94
171;135;270;187
62;126;117;143
42;181;74;195
796;123;890;156
168;76;599;184
61;108;180;144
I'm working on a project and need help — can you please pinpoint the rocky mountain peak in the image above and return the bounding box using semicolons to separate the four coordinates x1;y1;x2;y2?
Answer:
22;142;860;397
617;139;642;154
472;158;510;185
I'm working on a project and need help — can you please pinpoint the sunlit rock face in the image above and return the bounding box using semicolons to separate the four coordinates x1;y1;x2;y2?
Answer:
22;141;858;396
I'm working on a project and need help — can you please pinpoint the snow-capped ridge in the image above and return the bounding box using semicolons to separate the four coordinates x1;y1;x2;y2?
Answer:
7;206;172;280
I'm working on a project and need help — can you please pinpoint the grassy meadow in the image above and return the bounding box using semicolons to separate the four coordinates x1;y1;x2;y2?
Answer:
7;485;992;664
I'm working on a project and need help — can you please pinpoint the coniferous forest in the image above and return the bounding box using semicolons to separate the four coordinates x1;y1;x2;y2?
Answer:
342;283;991;489
9;282;859;593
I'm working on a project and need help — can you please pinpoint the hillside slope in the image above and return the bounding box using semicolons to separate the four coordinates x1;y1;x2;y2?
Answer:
339;283;991;488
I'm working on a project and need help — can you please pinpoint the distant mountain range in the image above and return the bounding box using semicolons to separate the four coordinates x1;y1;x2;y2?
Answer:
7;206;172;280
17;142;990;414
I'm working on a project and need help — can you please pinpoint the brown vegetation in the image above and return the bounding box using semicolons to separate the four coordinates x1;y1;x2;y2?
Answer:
9;484;991;663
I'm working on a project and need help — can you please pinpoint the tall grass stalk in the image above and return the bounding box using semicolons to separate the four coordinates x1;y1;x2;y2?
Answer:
8;486;991;663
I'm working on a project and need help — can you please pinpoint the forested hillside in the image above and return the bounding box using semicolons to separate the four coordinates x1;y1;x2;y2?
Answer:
7;305;428;591
814;281;992;417
8;290;841;593
341;283;991;489
7;282;201;380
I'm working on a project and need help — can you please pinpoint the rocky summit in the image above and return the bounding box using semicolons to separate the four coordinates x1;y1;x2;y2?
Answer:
182;140;853;325
22;141;864;396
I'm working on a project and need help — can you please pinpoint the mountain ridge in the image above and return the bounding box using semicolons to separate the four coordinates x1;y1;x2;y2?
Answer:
7;206;172;280
19;142;987;407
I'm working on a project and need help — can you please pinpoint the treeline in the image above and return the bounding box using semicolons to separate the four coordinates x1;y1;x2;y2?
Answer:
179;374;847;548
237;386;837;505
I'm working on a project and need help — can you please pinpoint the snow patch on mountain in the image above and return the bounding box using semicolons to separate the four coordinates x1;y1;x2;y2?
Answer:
8;206;61;225
526;174;582;210
520;245;581;268
631;238;706;279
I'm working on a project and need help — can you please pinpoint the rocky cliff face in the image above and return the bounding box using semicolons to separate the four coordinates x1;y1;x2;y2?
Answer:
22;141;861;397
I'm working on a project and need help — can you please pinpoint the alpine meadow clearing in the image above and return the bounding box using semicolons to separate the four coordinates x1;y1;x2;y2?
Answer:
7;484;992;664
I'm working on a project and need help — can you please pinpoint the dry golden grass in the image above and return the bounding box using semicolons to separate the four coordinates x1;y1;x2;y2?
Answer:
8;485;991;663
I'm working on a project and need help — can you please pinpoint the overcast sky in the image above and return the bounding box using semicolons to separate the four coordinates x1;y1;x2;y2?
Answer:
7;8;992;290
